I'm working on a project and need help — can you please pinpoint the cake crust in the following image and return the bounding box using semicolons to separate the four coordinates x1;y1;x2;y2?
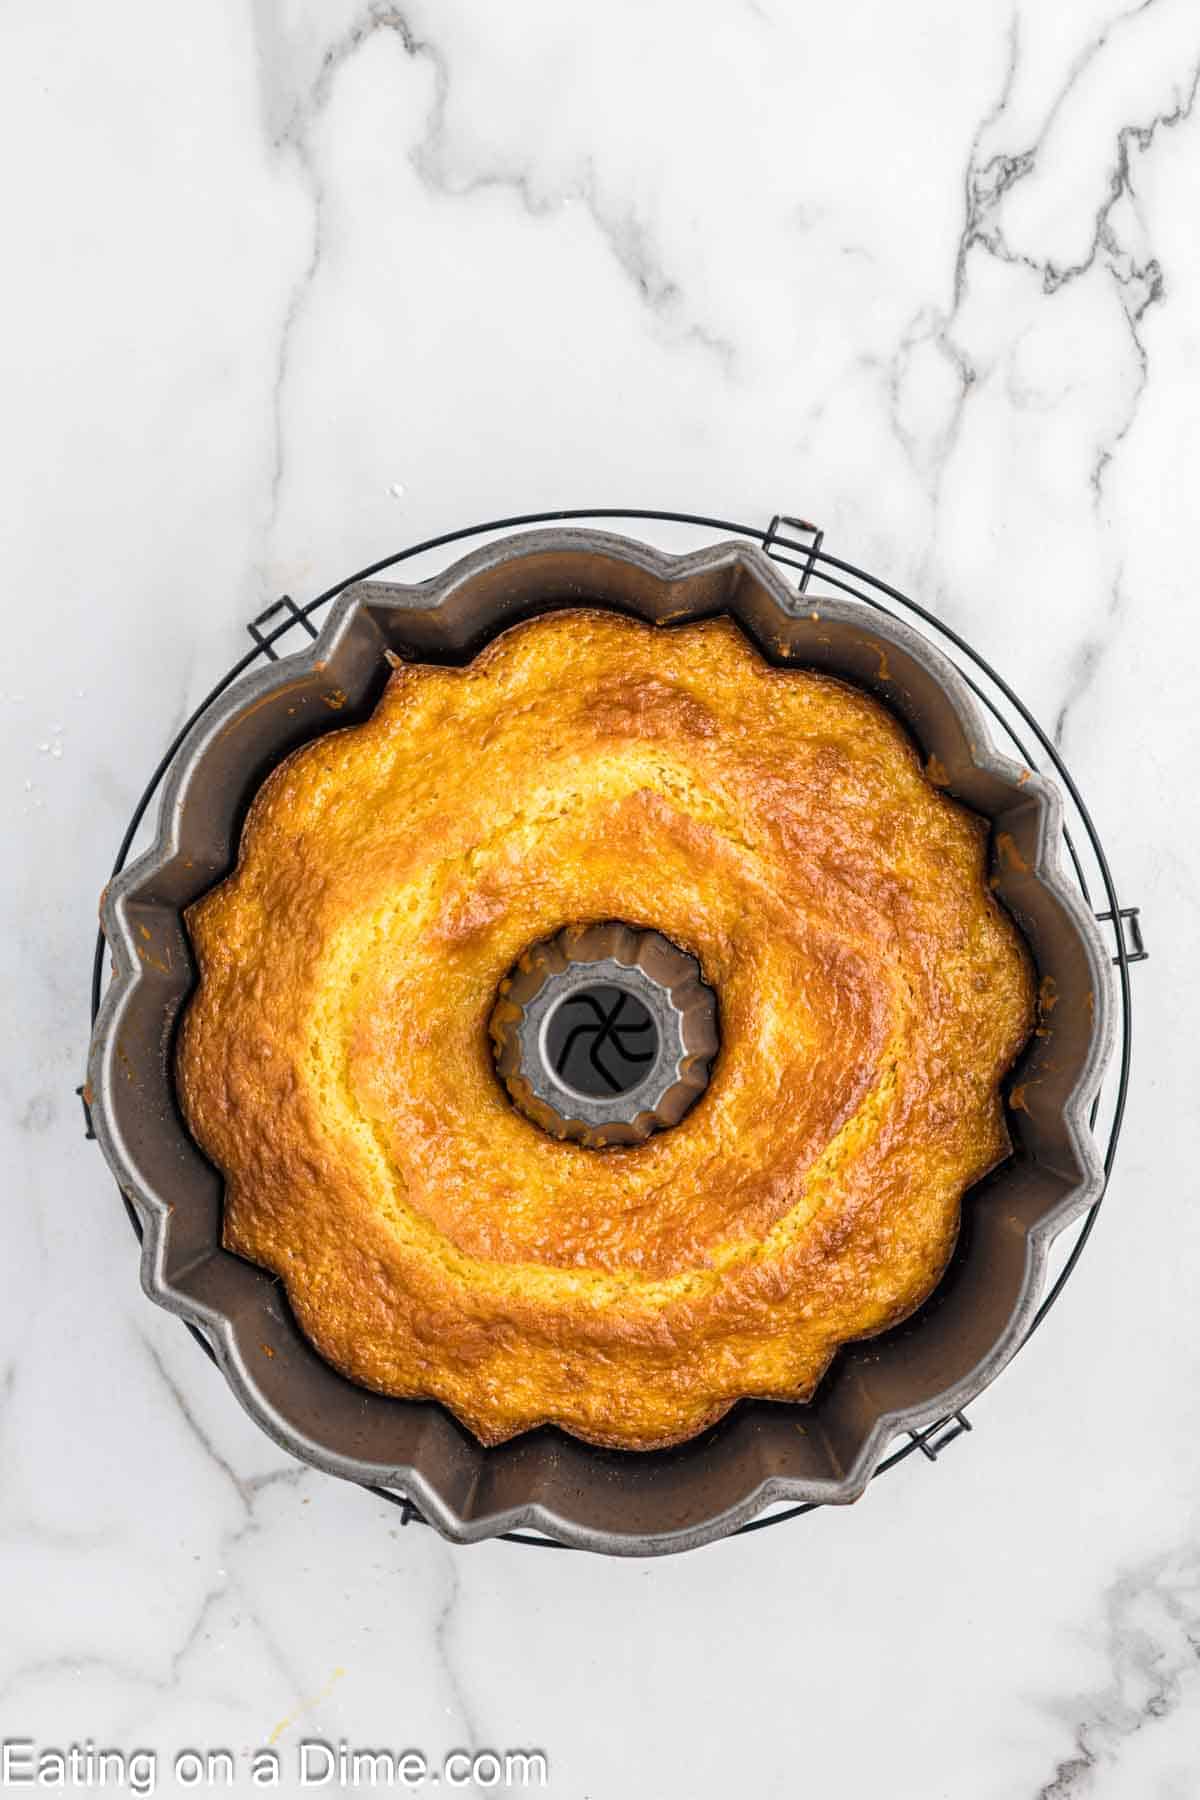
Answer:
176;610;1034;1449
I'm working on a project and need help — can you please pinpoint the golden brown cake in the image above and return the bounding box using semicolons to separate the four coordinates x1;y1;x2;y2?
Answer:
176;610;1034;1450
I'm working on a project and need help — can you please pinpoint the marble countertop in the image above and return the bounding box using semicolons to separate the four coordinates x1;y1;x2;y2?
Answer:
3;1;1197;1794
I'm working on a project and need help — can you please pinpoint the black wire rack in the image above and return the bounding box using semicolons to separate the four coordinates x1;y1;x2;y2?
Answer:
82;508;1144;1549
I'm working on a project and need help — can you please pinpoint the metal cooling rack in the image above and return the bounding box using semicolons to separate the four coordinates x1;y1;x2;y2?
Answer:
81;508;1144;1549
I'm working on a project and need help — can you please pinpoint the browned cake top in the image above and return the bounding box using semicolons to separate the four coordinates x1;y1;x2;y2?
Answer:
176;610;1033;1449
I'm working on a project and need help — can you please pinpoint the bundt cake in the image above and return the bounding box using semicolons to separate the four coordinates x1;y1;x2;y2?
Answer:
175;608;1033;1449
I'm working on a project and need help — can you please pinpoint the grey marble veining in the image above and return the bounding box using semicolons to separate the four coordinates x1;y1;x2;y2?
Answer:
2;0;1197;1794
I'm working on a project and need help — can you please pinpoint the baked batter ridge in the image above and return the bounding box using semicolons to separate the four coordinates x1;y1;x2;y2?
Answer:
176;609;1034;1450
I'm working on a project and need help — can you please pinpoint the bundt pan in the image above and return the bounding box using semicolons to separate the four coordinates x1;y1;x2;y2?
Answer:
87;529;1112;1555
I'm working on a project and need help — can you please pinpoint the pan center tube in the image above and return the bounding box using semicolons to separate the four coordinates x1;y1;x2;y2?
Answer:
489;922;719;1148
543;981;660;1099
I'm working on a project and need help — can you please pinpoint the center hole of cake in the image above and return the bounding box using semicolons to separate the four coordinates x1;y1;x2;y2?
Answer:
542;983;660;1099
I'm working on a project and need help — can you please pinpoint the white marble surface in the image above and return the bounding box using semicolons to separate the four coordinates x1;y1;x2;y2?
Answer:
3;1;1198;1794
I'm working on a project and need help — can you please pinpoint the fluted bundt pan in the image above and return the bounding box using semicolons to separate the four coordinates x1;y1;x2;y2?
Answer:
87;530;1112;1554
